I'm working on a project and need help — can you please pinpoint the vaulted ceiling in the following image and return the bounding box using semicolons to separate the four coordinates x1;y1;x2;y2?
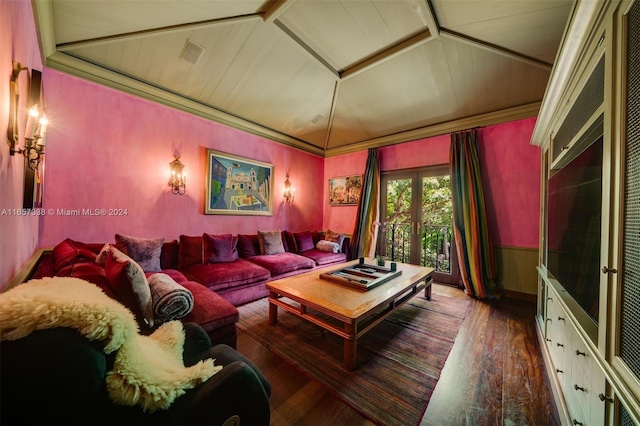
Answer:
32;0;573;156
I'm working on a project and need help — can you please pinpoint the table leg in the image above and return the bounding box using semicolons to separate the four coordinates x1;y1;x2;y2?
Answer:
268;292;278;325
424;278;432;300
344;322;357;371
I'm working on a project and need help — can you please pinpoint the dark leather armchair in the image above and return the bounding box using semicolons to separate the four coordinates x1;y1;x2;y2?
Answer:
0;322;271;425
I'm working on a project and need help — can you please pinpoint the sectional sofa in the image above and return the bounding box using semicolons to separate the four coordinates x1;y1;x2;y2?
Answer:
27;229;350;348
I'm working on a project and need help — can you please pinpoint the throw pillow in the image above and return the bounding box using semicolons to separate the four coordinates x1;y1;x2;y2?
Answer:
177;235;203;269
325;229;345;251
258;230;285;255
237;234;261;258
104;246;154;328
316;240;341;253
115;234;164;273
293;231;315;253
202;233;235;263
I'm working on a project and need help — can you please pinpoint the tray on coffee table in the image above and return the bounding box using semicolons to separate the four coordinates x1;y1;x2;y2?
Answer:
319;257;402;290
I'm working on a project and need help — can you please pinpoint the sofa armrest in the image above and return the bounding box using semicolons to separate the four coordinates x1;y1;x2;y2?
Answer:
164;359;270;425
182;322;212;364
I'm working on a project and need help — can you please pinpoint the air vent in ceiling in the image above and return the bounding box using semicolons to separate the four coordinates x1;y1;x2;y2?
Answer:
179;39;205;65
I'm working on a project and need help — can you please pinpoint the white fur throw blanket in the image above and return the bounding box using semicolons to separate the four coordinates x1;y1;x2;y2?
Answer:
0;277;221;412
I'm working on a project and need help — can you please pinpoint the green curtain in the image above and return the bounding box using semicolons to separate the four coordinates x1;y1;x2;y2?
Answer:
449;130;499;299
350;148;380;259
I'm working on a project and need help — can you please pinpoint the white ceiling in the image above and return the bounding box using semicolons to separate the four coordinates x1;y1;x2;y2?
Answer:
33;0;573;156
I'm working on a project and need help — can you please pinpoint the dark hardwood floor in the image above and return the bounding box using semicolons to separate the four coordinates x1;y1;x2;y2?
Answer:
237;283;560;425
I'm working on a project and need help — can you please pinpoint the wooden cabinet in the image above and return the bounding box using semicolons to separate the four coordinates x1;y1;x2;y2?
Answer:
543;283;607;425
533;0;640;424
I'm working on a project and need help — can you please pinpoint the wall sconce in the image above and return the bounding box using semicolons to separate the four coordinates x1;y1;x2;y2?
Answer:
169;155;186;195
7;62;48;170
20;105;48;171
283;172;295;203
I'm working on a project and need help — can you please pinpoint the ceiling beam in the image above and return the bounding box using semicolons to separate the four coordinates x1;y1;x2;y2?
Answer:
340;29;434;81
262;0;299;23
439;29;552;71
323;81;341;151
423;0;440;38
274;20;340;79
56;14;263;51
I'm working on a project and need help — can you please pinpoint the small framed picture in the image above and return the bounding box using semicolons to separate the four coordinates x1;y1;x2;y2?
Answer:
329;175;362;206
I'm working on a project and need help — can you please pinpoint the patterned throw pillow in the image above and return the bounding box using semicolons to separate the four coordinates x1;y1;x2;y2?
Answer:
325;230;345;252
316;240;340;253
115;234;164;272
258;230;285;255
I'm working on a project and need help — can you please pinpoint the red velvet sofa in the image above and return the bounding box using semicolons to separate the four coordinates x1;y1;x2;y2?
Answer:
29;230;350;349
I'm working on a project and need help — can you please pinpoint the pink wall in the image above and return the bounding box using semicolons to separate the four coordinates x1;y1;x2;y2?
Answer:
478;118;540;249
39;70;324;247
322;119;540;249
322;150;368;234
0;0;44;289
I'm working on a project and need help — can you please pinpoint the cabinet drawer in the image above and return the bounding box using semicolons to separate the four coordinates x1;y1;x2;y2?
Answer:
571;328;595;380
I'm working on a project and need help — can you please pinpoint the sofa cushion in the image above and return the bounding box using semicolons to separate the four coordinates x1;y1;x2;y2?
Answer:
298;248;347;266
180;281;239;334
203;233;235;263
237;234;261;258
160;240;179;270
293;231;315;253
181;258;270;292
115;234;164;272
258;230;285;255
178;235;203;269
52;239;99;272
146;269;189;284
247;252;314;276
104;246;154;328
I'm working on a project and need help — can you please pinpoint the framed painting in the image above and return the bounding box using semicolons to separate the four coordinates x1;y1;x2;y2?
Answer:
329;175;362;206
205;149;273;215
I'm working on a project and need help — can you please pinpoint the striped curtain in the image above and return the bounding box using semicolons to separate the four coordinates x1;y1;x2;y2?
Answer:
350;148;380;259
450;130;499;299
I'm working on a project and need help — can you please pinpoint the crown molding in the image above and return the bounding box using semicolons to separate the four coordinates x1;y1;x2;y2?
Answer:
324;102;541;157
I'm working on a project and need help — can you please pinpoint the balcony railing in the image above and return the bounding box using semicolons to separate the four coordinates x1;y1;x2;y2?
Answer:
380;222;453;274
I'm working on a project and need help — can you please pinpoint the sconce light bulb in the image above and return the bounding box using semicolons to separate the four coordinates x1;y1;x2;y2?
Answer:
28;106;39;118
39;115;48;126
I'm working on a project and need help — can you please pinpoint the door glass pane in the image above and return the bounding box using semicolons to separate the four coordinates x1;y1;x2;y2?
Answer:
382;178;412;263
420;175;453;274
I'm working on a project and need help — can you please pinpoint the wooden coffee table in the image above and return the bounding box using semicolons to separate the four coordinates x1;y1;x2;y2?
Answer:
267;259;434;371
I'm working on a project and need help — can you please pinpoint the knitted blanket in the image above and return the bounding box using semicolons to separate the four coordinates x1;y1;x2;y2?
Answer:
0;277;221;412
148;273;194;322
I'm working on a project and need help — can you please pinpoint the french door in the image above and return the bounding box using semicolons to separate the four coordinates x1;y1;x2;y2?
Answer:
378;166;459;285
